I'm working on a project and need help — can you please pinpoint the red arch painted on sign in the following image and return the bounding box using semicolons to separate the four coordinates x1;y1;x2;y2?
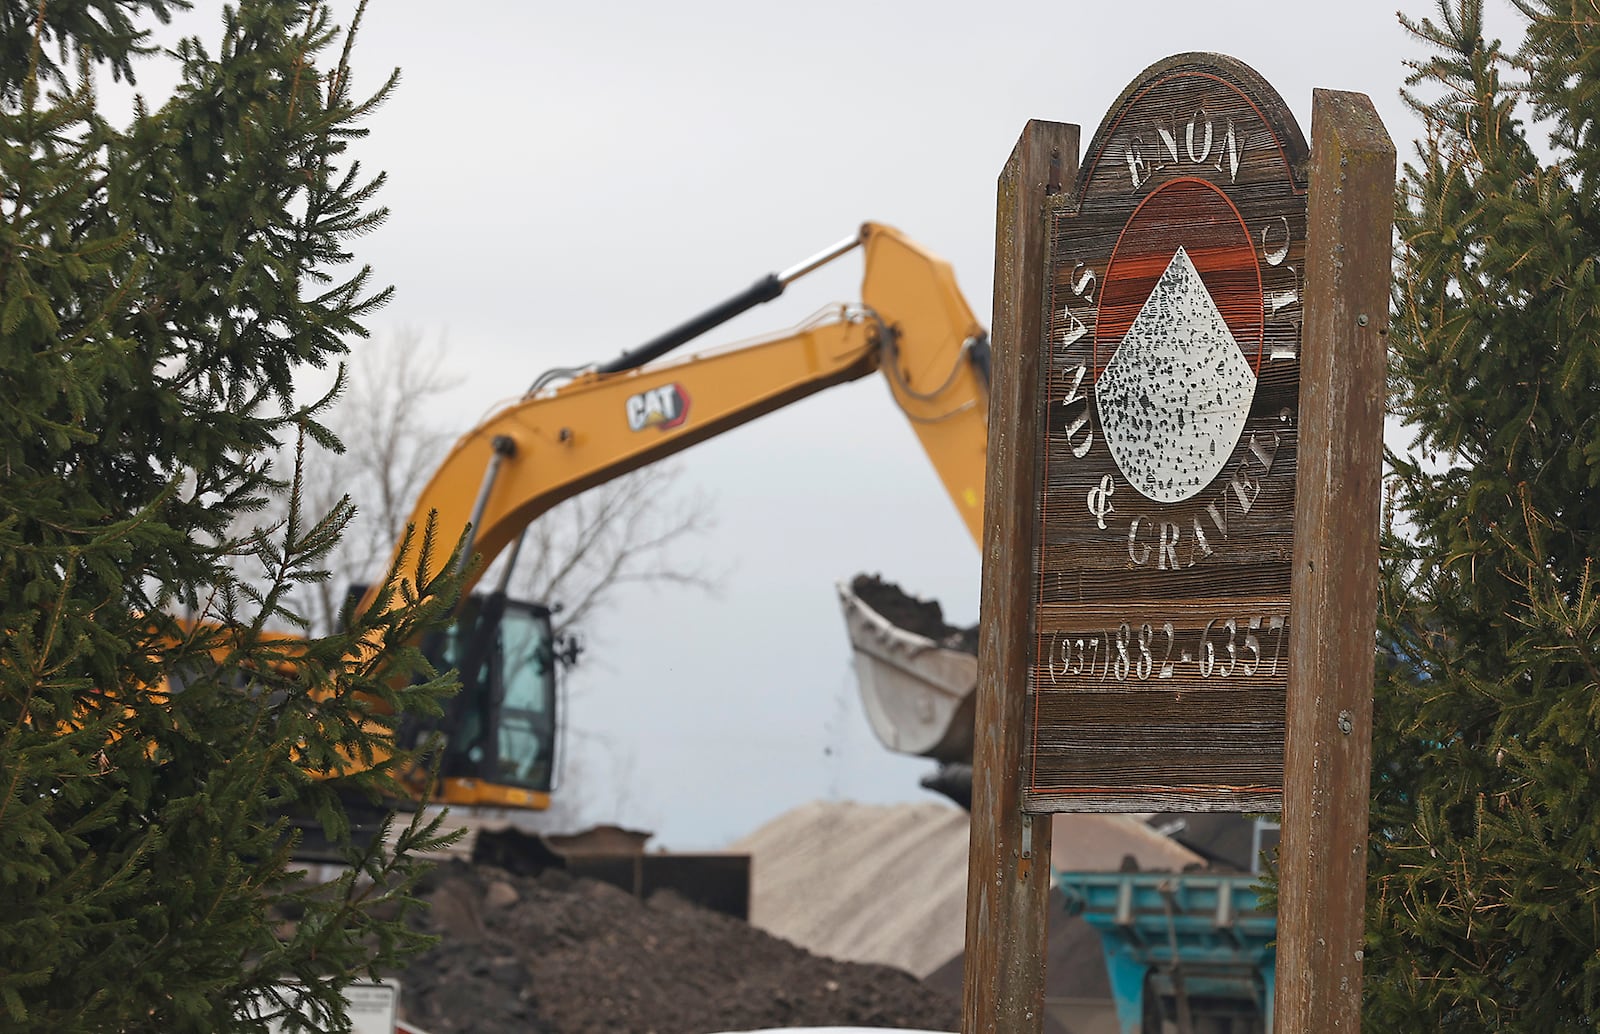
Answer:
1094;176;1265;375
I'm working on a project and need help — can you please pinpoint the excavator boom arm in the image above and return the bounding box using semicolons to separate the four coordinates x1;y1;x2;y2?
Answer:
414;317;880;594
385;223;988;604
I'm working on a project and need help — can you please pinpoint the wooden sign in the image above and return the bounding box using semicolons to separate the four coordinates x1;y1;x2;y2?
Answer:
1027;55;1309;813
962;51;1393;1034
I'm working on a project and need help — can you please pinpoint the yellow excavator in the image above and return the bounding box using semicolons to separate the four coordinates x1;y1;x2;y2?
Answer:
367;222;990;816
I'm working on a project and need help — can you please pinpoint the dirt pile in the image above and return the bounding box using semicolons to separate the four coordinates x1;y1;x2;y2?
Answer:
850;574;977;655
394;859;959;1034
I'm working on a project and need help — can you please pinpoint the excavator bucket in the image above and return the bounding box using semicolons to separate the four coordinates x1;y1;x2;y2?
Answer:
836;577;977;763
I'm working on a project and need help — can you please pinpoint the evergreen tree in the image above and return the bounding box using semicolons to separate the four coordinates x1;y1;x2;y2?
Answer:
0;3;461;1031
1368;1;1600;1027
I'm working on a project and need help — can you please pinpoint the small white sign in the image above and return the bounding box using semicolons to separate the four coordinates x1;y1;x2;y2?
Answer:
250;979;399;1034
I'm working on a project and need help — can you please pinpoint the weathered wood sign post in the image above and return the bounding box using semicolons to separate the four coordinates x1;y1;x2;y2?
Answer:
964;54;1393;1033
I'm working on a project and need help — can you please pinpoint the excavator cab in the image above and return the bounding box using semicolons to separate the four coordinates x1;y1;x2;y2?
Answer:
423;592;559;796
289;589;559;861
352;585;560;806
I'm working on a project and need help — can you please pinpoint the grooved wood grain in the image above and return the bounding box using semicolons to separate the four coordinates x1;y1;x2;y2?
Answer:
1273;88;1393;1034
961;117;1077;1034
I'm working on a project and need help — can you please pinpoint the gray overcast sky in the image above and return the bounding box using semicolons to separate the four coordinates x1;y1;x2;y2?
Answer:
244;1;1512;848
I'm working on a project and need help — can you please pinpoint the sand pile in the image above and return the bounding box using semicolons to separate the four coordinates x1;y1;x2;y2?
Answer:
735;800;970;979
733;800;1206;983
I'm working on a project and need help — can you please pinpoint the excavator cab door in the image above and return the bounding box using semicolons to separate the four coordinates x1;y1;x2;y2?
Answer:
426;592;559;795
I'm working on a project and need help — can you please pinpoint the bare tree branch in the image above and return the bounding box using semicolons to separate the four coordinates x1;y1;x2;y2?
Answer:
507;463;720;638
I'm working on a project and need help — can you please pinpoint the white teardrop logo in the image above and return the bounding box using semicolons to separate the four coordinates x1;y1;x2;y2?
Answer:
1096;246;1257;503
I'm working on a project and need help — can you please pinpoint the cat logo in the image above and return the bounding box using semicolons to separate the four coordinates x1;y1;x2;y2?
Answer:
625;383;690;432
